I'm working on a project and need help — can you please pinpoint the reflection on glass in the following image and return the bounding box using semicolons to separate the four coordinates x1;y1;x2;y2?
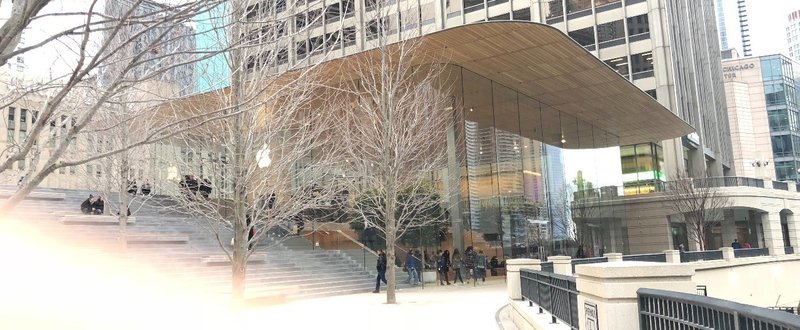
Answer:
597;19;625;43
545;0;564;19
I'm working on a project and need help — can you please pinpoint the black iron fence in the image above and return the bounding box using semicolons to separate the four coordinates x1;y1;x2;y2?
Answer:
520;269;579;329
623;253;667;262
733;248;770;258
680;250;723;262
638;288;800;330
570;257;607;273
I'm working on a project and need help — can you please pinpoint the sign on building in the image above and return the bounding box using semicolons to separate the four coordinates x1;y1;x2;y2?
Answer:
585;302;599;330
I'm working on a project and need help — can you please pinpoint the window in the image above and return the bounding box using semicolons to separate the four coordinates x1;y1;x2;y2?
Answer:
489;13;510;21
245;3;260;19
296;41;308;59
8;107;15;130
645;89;657;100
276;0;287;13
31;111;38;124
342;0;355;17
545;0;564;20
566;0;591;14
761;58;783;81
308;9;323;27
597;20;625;44
769;109;790;131
277;48;288;64
595;0;621;8
343;26;356;46
604;56;629;77
367;18;389;40
464;0;483;13
568;27;595;47
631;52;654;77
512;9;531;21
765;82;787;106
627;14;649;36
295;13;307;29
18;159;24;170
325;3;340;23
772;135;793;157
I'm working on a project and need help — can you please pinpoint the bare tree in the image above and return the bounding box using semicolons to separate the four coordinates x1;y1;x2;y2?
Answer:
327;12;455;302
664;174;731;251
0;0;268;213
158;0;348;305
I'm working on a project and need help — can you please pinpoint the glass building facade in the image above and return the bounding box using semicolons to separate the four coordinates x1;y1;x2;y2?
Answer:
446;66;623;258
761;55;800;181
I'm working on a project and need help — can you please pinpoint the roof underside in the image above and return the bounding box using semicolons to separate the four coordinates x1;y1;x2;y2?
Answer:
322;21;694;148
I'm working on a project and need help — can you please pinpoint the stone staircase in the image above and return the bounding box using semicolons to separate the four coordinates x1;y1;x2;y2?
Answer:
2;186;380;301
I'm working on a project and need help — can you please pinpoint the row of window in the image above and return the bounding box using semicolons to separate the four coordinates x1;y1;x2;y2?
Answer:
602;51;654;80
567;14;649;50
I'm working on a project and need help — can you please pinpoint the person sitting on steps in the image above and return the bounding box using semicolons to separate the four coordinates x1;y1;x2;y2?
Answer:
80;194;94;214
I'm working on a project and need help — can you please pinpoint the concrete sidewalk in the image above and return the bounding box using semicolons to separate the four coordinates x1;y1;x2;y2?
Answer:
239;279;515;330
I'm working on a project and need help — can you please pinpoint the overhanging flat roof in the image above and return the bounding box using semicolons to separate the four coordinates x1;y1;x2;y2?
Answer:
318;21;694;148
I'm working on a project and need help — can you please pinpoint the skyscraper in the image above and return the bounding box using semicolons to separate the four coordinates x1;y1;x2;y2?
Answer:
788;10;800;62
242;0;732;254
101;0;196;96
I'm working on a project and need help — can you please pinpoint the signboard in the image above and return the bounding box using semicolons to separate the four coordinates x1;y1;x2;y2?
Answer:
585;302;599;330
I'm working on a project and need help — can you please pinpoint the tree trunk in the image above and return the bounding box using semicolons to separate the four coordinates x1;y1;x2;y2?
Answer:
385;193;397;304
118;157;130;252
231;224;247;306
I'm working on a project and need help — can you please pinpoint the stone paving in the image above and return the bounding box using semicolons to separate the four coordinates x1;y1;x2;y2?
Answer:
0;220;515;330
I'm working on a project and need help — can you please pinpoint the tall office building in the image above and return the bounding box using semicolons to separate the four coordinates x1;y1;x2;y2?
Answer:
789;10;800;63
240;0;732;253
716;0;729;51
722;54;800;181
737;0;751;57
246;0;732;188
101;0;196;96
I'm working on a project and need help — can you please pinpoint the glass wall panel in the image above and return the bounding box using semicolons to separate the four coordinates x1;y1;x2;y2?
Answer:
560;112;579;149
765;82;787;106
462;69;502;252
577;120;595;149
594;0;620;8
492;82;526;256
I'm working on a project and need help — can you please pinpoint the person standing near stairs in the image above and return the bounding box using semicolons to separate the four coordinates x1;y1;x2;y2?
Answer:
373;249;387;293
475;250;487;285
451;248;464;285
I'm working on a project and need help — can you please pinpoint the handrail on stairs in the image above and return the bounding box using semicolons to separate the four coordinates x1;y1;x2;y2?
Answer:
334;230;378;256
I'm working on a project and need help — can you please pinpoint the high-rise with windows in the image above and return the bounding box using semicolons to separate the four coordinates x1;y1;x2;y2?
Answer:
235;0;732;254
722;54;800;181
243;0;732;189
788;10;800;63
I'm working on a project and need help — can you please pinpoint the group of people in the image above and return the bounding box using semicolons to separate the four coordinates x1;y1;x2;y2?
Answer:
80;194;105;215
126;179;152;196
179;175;212;199
730;239;752;249
372;247;497;293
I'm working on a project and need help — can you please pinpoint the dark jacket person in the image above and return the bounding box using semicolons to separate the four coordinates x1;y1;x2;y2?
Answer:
374;250;388;293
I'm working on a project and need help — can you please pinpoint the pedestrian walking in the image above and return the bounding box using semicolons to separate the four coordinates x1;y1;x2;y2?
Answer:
405;249;419;286
373;249;387;293
475;250;487;285
464;246;476;281
451;248;464;285
437;250;450;285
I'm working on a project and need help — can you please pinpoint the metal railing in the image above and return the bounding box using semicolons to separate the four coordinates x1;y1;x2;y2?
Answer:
520;269;579;329
680;250;723;262
696;285;707;296
540;261;554;273
570;257;607;273
733;248;770;258
622;253;667;263
786;246;795;255
638;288;800;330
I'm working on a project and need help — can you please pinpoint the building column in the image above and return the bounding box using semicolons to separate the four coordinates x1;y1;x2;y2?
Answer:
721;210;738;249
576;262;695;330
550;256;572;276
786;212;800;253
761;212;786;256
506;259;541;300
